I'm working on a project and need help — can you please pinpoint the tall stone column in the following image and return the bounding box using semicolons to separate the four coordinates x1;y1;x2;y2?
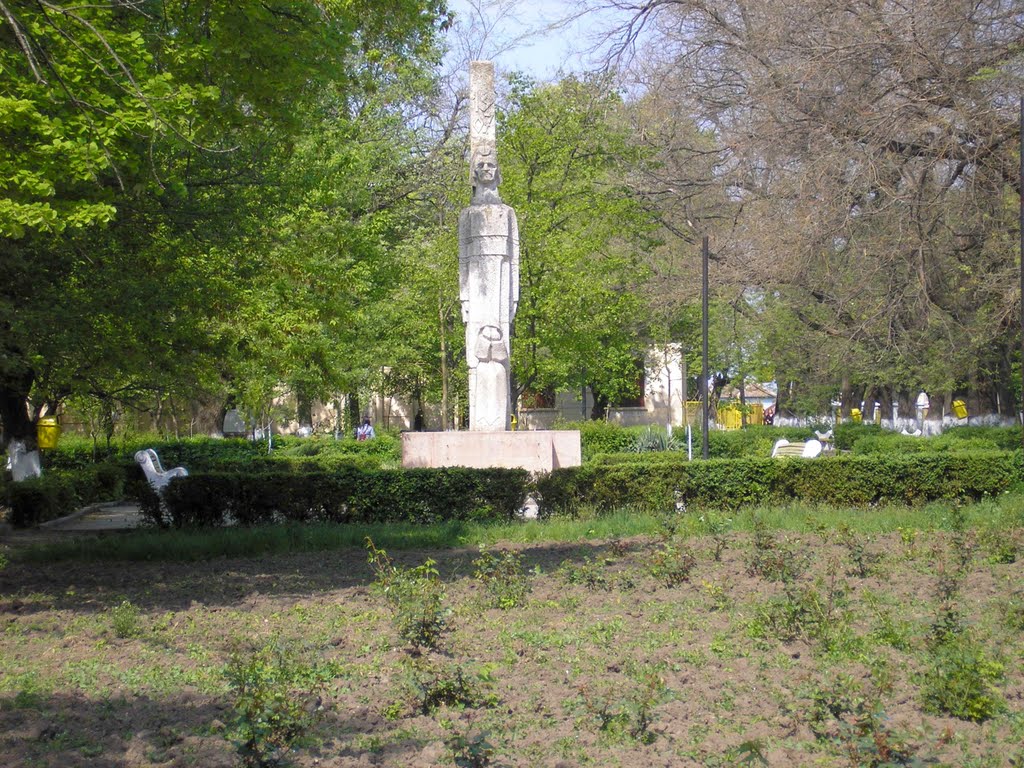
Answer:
459;61;520;431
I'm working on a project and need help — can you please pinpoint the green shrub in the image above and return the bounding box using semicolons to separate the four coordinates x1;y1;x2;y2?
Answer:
404;657;494;714
941;426;1021;451
536;452;1019;515
447;729;501;768
367;540;448;650
223;640;325;768
629;426;683;453
571;420;645;460
109;599;142;638
149;466;530;528
648;539;697;586
920;639;1005;722
833;424;884;451
3;475;78;527
574;668;669;745
473;546;531;609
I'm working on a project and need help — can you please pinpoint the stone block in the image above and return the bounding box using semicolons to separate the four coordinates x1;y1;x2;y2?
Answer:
401;430;581;473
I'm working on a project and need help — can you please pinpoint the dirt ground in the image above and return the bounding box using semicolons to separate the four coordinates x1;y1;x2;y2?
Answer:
1;526;1022;767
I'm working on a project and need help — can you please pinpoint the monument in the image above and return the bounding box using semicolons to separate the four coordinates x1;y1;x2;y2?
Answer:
460;60;519;431
401;61;580;473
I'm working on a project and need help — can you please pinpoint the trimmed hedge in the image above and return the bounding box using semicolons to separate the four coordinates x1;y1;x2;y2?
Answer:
2;462;128;527
144;466;531;528
536;451;1020;514
45;433;402;473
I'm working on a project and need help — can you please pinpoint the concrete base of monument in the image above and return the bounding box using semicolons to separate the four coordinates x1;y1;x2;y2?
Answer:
401;430;581;472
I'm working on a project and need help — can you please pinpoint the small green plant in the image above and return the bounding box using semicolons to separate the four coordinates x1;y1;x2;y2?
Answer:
223;641;324;768
920;638;1005;722
557;557;611;591
929;558;965;646
979;525;1021;564
1000;591;1024;631
866;602;913;651
698;512;730;561
405;658;494;715
947;506;975;571
701;579;731;611
575;667;668;745
109;599;141;639
446;728;502;768
836;524;880;578
897;527;920;559
629;426;681;453
734;740;769;765
836;705;937;766
472;546;530;609
746;519;806;582
749;566;849;648
648;539;697;587
801;674;866;740
367;538;448;650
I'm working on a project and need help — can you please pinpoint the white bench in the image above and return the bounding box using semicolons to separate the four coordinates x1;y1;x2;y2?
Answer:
771;438;823;458
134;449;188;493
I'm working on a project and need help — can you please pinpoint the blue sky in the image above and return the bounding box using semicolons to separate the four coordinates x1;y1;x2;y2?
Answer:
445;0;626;81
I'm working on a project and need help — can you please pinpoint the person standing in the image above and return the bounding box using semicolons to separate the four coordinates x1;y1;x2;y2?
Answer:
356;418;375;441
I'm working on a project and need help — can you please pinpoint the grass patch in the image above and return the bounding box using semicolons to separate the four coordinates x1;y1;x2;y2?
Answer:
12;496;1024;564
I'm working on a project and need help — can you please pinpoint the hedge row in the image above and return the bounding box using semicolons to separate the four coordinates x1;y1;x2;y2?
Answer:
143;466;531;528
45;433;402;472
2;463;131;527
537;451;1021;513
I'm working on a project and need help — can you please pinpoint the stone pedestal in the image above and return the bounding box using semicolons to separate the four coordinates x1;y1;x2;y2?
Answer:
402;430;581;473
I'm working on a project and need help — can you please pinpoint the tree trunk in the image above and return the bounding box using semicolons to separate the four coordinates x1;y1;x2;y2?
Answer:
0;366;36;450
439;298;451;431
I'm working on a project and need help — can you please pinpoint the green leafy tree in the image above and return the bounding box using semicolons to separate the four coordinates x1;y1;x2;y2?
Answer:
0;0;450;446
497;74;660;417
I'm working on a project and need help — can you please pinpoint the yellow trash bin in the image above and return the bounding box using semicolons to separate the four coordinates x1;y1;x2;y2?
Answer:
36;417;61;449
952;399;968;419
850;408;862;424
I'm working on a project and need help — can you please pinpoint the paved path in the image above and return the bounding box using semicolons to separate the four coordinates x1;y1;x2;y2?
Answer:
38;501;144;532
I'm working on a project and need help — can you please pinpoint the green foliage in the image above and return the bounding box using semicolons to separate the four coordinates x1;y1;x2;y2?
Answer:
573;420;644;460
835;524;880;578
367;540;447;650
1000;592;1024;631
920;638;1005;722
109;599;142;639
142;466;529;529
746;520;807;583
498;75;660;406
472;546;531;609
629;427;683;454
749;579;847;646
557;557;612;591
835;706;937;767
3;475;78;527
402;657;496;714
0;0;449;450
447;729;502;768
536;451;1019;515
648;539;697;587
223;640;325;768
574;668;669;745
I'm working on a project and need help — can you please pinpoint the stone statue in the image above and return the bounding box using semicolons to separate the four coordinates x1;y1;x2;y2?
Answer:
459;63;519;430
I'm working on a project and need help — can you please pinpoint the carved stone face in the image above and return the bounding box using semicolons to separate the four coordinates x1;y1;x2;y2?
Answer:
472;148;499;188
473;156;497;185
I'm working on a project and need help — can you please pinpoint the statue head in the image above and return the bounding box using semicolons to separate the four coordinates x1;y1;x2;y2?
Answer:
471;146;501;200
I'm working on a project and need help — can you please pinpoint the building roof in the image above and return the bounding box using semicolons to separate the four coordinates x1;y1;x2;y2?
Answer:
720;382;777;401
